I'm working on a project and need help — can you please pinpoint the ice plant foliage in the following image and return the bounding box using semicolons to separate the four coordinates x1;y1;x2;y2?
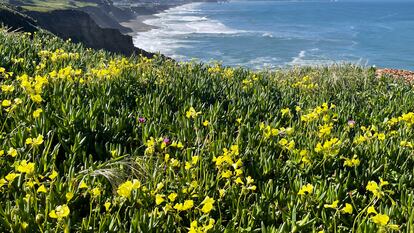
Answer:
0;29;412;232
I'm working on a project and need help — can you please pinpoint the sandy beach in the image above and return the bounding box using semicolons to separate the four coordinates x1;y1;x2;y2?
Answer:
120;14;158;35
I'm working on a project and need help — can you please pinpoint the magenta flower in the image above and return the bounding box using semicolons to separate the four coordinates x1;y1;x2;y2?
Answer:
138;117;146;123
348;120;356;128
163;138;170;145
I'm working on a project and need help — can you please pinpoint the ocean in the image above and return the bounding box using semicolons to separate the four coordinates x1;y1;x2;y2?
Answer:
132;0;414;70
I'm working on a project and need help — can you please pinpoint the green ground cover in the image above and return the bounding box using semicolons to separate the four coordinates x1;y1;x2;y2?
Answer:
0;29;413;232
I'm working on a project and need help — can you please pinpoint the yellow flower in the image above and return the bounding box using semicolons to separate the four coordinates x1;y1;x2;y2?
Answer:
104;202;111;211
30;94;43;103
203;120;209;126
232;159;243;170
49;170;58;180
186;107;202;119
168;193;178;202
25;180;34;188
185;162;192;170
0;150;4;156
189;220;199;233
171;158;180;167
21;222;28;230
203;218;215;231
246;176;254;185
344;155;360;167
37;184;47;193
298;184;314;195
14;98;22;105
16;160;35;174
379;178;389;187
49;204;70;219
1;85;15;93
366;181;382;197
235;169;243;176
191;156;199;165
0;178;7;187
281;108;291;117
318;123;333;138
66;192;74;202
5;173;19;182
367;206;377;215
221;170;232;178
155;194;165;205
33;108;43;118
341;203;353;214
182;200;194;210
132;179;141;189
247;185;257;191
324;200;339;209
377;133;386;141
117;181;134;198
34;134;44;145
26;135;44;146
279;138;288;146
1;99;11;107
173;203;183;211
371;213;389;226
201;196;215;214
219;189;226;198
234;177;244;185
177;142;184;149
7;147;17;157
79;180;88;189
91;187;101;198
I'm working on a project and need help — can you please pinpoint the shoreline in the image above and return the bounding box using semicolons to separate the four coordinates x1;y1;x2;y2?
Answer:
120;14;158;35
119;2;204;36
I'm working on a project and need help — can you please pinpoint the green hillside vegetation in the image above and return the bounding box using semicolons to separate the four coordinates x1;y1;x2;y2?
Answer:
3;0;97;11
0;29;413;232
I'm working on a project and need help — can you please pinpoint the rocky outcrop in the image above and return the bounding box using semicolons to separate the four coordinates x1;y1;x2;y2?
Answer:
27;10;153;57
376;68;414;82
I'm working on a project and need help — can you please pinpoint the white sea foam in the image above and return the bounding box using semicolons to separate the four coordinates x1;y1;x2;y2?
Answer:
262;32;273;38
133;3;243;58
244;57;283;70
290;50;307;65
287;49;339;67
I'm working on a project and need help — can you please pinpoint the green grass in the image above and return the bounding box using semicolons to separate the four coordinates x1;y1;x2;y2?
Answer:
0;29;413;232
6;0;97;12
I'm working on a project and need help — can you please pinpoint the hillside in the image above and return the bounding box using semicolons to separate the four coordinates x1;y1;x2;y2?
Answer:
0;29;413;232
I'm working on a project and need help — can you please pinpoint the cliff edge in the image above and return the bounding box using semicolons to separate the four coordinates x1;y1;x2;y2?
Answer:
28;10;152;57
0;3;154;58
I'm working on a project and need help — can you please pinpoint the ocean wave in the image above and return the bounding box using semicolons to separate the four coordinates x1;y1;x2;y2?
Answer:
133;3;243;56
290;50;307;65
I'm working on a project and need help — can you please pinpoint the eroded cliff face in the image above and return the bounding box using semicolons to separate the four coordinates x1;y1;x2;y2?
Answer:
27;10;153;57
0;4;153;58
0;6;38;33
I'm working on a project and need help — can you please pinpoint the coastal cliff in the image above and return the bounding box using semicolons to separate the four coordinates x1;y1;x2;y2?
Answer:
28;10;152;57
0;4;153;57
0;5;38;33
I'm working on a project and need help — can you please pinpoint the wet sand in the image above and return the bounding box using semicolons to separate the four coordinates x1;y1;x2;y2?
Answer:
120;14;158;35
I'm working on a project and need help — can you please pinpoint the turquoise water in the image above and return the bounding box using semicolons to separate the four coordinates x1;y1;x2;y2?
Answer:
133;1;414;69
